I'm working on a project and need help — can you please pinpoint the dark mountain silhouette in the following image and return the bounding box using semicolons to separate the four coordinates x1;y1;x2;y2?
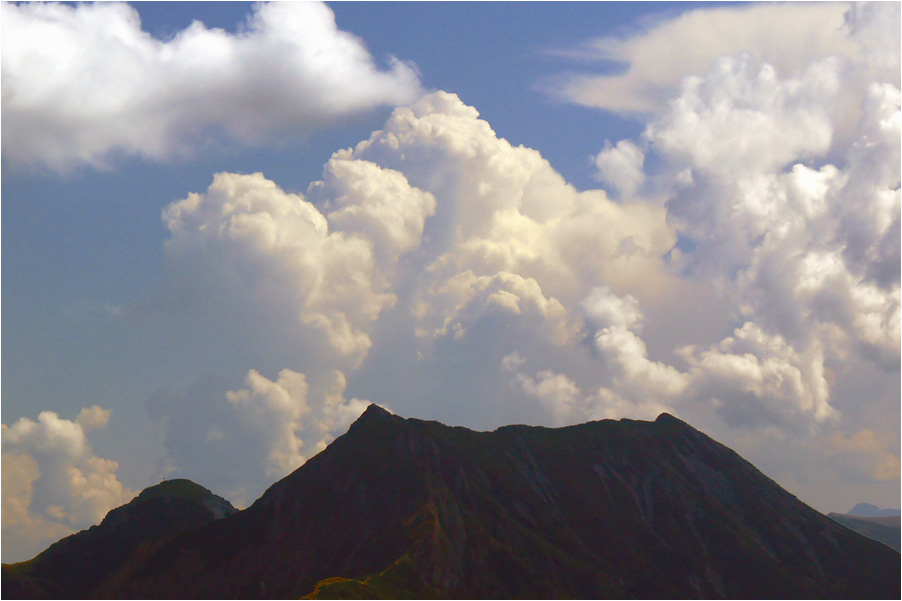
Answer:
828;512;901;551
4;406;899;599
1;479;236;599
847;502;901;517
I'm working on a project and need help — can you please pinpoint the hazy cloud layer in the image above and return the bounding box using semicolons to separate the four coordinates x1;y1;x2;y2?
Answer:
2;408;134;561
1;1;421;170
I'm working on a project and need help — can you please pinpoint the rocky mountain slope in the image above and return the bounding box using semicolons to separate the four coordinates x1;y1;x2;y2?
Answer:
5;406;899;599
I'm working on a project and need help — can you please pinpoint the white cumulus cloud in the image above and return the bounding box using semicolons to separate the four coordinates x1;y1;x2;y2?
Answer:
594;140;645;197
1;1;422;171
162;166;434;364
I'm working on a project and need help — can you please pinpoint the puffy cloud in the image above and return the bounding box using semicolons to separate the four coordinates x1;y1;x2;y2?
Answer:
846;2;902;81
143;91;691;481
306;91;702;431
1;451;72;562
148;368;368;506
546;2;898;505
647;54;838;176
566;12;896;431
649;45;901;365
153;158;438;501
511;368;586;426
582;286;688;401
578;285;836;432
550;2;854;115
162;165;434;364
1;1;421;170
414;270;572;345
508;284;840;434
2;408;134;563
156;77;892;440
312;156;437;263
226;369;311;478
75;405;111;431
680;322;837;430
594;140;645;197
343;91;677;311
226;367;370;477
581;285;644;331
503;353;674;426
834;82;901;285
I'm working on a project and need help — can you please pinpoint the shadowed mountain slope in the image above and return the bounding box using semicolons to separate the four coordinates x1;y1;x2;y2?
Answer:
6;406;900;599
2;479;236;599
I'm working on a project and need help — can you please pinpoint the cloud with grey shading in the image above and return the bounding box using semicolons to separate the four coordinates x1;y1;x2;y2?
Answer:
1;1;421;171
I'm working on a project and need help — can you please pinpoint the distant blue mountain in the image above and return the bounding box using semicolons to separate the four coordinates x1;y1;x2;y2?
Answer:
848;502;901;517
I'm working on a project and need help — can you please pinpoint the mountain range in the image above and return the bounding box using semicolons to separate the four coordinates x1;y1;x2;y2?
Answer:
3;405;899;599
827;512;901;552
847;502;901;518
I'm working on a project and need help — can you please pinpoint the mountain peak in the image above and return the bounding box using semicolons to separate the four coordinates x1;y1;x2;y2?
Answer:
360;402;393;419
654;412;682;424
348;403;401;430
130;478;236;520
652;412;697;434
136;478;214;501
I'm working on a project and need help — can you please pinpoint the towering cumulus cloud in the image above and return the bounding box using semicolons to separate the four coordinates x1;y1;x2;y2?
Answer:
0;1;421;170
150;89;679;500
568;1;899;486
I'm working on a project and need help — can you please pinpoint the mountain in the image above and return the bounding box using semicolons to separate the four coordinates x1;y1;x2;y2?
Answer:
828;513;901;551
847;502;901;517
1;479;236;599
5;406;900;599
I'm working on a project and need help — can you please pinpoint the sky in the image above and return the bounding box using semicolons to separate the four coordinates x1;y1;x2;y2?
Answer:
1;1;899;563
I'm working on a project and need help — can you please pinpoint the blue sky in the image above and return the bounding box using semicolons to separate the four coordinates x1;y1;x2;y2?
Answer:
2;1;900;562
